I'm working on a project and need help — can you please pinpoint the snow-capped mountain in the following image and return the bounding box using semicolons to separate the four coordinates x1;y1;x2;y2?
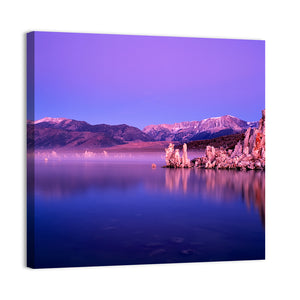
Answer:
143;115;259;142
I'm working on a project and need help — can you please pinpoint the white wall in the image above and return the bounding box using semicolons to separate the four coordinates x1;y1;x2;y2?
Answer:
1;1;300;299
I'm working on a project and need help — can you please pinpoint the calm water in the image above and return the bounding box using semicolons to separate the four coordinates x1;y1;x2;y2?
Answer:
28;156;265;268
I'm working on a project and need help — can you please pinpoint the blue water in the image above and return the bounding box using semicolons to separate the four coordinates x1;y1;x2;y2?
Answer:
28;158;265;268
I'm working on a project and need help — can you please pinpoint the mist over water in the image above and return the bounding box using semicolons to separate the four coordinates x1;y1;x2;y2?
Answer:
28;153;265;268
31;149;205;164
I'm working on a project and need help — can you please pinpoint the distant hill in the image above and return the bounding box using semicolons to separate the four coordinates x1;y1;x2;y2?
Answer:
27;118;152;149
176;132;246;151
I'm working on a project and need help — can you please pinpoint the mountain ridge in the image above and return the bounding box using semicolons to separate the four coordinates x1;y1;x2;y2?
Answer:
27;118;152;149
28;115;259;149
143;115;259;142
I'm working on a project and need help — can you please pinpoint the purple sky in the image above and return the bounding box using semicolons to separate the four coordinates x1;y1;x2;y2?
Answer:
30;32;265;129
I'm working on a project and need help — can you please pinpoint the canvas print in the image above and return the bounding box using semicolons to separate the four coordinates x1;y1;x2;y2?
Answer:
27;32;265;268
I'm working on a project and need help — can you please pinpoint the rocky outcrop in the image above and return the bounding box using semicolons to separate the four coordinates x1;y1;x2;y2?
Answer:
195;110;265;171
165;110;265;171
182;143;190;166
165;143;191;168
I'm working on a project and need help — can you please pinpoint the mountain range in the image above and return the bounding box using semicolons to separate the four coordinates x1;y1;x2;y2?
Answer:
143;115;258;142
27;115;259;149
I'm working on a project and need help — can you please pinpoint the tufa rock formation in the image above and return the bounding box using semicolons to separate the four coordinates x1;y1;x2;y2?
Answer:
165;110;265;171
165;143;191;168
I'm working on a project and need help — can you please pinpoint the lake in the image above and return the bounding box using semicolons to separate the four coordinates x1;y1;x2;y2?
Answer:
27;154;265;268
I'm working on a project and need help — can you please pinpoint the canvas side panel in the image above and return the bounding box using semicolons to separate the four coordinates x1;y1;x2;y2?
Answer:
27;32;35;268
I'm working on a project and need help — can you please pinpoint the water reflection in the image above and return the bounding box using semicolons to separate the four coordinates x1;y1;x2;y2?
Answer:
32;161;150;199
165;168;265;226
32;160;265;225
165;168;191;193
29;159;265;268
